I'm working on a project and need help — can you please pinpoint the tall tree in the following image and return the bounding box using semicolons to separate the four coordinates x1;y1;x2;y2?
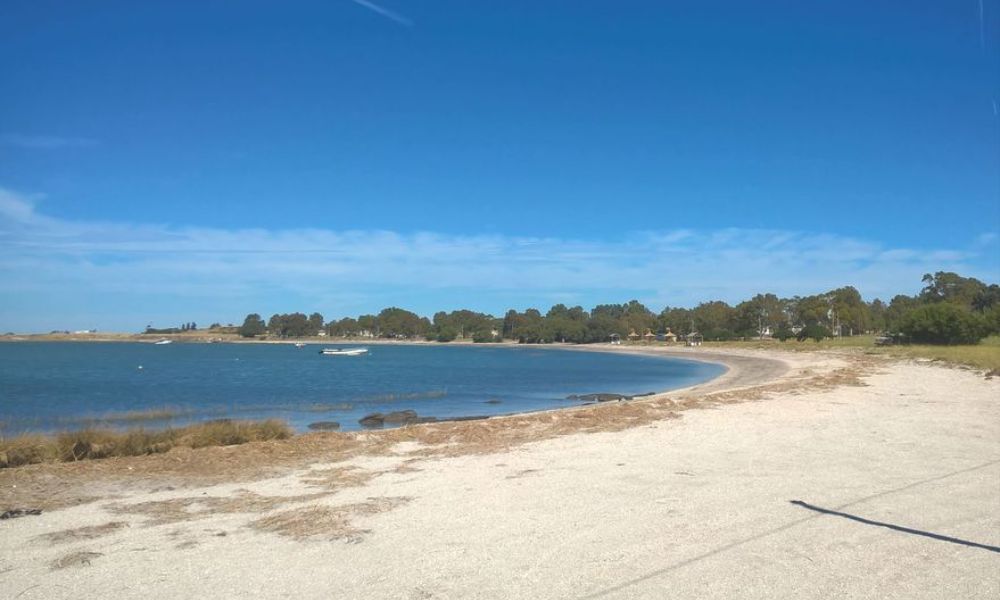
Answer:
308;312;324;335
239;313;266;338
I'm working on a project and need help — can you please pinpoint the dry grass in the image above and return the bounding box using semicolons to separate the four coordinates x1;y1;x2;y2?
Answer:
300;465;378;491
108;489;330;526
0;419;293;469
708;335;1000;371
880;340;1000;372
251;496;412;542
50;551;102;570
34;521;128;545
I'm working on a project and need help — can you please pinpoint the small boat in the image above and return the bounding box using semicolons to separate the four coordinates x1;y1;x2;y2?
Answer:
294;342;306;347
154;339;173;345
319;347;368;356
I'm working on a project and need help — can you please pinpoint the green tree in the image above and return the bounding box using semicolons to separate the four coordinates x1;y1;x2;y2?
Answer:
868;299;888;332
885;295;918;332
357;314;377;336
543;304;588;343
920;272;989;308
827;286;870;336
797;324;830;343
658;307;692;336
308;312;324;336
792;295;829;328
691;301;737;340
239;313;266;338
899;304;987;345
327;317;358;337
376;307;428;338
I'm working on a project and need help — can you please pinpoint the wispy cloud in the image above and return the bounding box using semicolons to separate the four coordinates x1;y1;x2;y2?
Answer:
0;186;996;331
0;134;99;150
349;0;413;27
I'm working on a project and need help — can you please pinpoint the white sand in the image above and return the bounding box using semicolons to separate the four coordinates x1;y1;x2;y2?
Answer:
1;349;998;599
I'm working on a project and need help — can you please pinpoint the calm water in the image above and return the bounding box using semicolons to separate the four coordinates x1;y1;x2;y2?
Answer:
0;343;724;433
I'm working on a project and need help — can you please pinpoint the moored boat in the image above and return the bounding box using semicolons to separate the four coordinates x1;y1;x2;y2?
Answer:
319;347;368;356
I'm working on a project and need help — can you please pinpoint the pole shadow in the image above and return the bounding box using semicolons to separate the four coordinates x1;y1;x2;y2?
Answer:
789;500;1000;553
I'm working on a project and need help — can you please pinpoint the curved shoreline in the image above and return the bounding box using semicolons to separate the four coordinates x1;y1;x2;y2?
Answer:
1;343;789;436
3;346;998;598
540;343;793;398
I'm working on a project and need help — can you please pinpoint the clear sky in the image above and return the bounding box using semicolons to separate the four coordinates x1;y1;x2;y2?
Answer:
1;1;998;332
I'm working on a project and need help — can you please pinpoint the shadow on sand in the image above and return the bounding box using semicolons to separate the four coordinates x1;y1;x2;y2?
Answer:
789;499;1000;553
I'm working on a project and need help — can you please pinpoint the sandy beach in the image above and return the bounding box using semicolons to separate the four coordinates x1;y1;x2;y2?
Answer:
1;346;997;599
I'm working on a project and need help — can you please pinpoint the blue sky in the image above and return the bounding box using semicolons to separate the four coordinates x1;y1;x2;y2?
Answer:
1;1;998;332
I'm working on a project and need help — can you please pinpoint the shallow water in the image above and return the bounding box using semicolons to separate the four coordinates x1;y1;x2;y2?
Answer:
0;342;724;433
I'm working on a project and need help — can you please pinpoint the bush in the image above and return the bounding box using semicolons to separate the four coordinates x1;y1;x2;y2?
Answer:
899;303;987;345
774;324;794;342
471;331;497;343
1;419;293;468
435;329;457;342
704;328;737;341
797;324;830;342
984;304;1000;336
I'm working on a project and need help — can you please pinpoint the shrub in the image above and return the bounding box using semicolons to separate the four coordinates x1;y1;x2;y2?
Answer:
704;328;737;341
0;419;293;468
984;304;1000;336
899;303;988;345
0;435;60;467
797;324;830;343
774;324;794;342
435;329;457;342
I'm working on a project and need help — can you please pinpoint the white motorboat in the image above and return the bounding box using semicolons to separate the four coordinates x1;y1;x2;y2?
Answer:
154;339;173;345
319;347;368;356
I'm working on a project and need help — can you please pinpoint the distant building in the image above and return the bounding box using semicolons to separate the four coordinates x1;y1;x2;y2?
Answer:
685;331;703;347
609;333;622;345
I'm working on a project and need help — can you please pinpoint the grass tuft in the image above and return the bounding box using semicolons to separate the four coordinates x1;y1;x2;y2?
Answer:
706;335;1000;371
0;419;292;468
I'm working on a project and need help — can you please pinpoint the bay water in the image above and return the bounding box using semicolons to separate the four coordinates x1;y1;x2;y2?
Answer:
0;342;724;433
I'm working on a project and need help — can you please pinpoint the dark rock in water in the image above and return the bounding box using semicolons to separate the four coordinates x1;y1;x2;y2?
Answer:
359;413;385;428
572;393;629;403
382;410;419;424
484;399;503;405
1;508;42;520
360;410;429;428
443;415;490;422
307;421;341;431
567;393;630;402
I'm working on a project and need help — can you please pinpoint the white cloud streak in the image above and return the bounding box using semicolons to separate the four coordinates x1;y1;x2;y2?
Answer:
349;0;413;27
0;186;996;331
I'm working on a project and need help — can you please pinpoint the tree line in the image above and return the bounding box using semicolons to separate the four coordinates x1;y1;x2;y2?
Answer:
237;272;1000;345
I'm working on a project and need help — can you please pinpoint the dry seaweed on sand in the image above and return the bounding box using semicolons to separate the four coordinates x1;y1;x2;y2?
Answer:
251;496;411;541
34;521;129;544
